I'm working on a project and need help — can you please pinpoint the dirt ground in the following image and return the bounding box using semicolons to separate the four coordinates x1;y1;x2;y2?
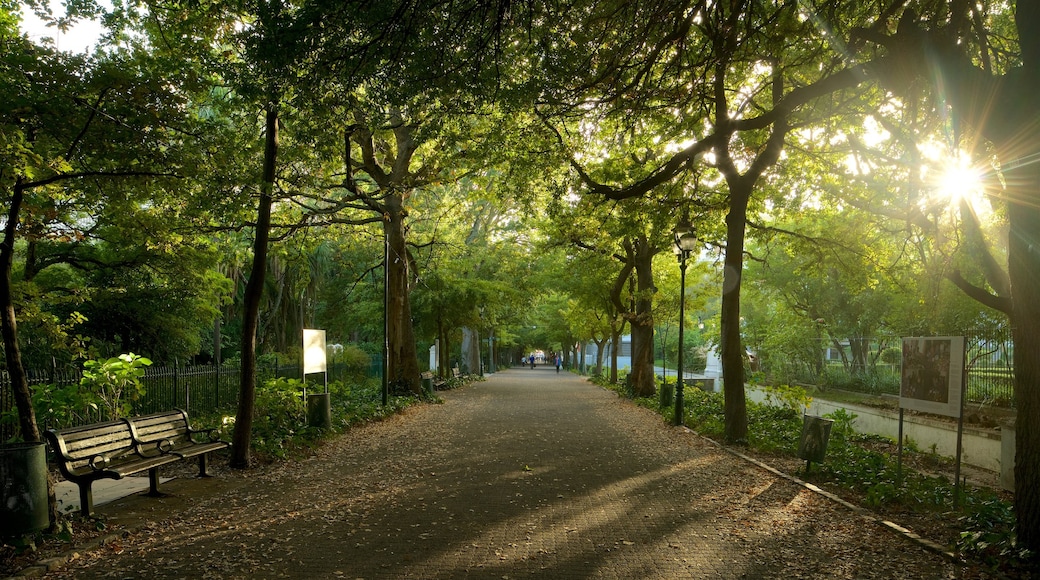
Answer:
2;370;1024;578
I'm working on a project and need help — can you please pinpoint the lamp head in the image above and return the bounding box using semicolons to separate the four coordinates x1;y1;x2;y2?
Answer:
672;222;698;253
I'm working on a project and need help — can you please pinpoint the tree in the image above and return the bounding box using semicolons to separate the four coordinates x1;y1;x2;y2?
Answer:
847;0;1040;552
534;0;884;440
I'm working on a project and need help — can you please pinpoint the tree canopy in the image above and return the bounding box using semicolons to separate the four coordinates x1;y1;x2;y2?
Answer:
8;0;1040;553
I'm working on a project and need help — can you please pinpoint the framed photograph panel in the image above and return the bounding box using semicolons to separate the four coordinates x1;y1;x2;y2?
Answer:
900;336;965;418
303;328;327;374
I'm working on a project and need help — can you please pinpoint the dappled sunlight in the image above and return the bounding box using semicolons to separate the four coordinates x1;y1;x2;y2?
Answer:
387;455;741;577
50;376;966;579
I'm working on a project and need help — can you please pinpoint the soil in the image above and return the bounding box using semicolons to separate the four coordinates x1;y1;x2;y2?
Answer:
1;378;1032;579
0;451;250;577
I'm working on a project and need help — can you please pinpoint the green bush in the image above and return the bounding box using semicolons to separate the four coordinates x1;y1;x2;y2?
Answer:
746;404;801;454
957;494;1032;568
621;380;1024;570
335;344;372;384
761;383;812;413
80;353;152;420
210;375;436;462
249;377;308;459
819;365;898;395
1;382;104;436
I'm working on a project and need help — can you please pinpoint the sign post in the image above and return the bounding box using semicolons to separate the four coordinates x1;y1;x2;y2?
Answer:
899;336;967;506
303;329;331;429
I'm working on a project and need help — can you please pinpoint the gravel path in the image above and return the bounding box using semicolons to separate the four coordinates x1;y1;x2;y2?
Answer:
43;368;987;579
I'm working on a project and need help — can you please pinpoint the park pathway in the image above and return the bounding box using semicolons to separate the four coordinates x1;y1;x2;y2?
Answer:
45;367;970;579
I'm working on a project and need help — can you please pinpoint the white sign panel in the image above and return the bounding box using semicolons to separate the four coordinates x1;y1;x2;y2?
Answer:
900;336;965;418
303;329;327;374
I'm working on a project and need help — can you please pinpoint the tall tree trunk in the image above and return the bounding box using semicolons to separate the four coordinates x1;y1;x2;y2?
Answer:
850;337;869;375
460;327;480;375
593;336;607;376
1;182;38;444
719;182;750;442
1001;5;1040;549
230;105;278;469
610;323;621;383
1009;162;1040;550
384;195;421;393
628;236;657;397
1;180;59;528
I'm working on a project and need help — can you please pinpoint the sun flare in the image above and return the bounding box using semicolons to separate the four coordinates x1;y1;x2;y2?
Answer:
920;148;992;218
936;156;983;205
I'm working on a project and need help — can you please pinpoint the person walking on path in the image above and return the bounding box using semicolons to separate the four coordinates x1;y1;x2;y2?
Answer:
555;354;562;373
46;369;967;579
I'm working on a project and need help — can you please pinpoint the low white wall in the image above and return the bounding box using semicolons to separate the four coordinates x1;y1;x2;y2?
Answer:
747;386;1006;483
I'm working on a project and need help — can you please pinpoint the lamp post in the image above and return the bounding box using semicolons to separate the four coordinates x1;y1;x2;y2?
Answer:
673;222;698;426
382;232;389;406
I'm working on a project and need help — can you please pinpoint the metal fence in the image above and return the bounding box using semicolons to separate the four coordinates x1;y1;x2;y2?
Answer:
755;326;1015;408
0;356;383;443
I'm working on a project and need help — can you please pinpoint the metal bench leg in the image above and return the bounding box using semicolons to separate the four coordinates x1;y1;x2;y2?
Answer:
147;467;162;496
198;453;211;477
79;483;95;517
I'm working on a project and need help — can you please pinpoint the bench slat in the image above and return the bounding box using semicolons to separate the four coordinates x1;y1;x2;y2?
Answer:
45;408;229;517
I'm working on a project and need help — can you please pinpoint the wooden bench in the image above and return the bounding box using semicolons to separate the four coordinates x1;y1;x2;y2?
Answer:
421;368;464;391
44;409;229;516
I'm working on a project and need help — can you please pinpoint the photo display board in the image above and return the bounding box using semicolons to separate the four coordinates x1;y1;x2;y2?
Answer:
303;329;327;374
900;336;965;418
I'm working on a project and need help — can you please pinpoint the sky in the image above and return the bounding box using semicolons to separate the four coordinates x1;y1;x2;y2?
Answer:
18;2;106;53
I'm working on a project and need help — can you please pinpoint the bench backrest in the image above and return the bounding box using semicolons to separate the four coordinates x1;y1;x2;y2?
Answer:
128;409;193;451
45;419;137;476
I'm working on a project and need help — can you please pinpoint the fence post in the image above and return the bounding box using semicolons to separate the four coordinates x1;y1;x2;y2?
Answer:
174;358;186;411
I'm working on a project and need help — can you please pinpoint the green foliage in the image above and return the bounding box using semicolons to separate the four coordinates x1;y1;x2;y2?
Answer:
819;365;899;395
334;344;372;384
678;388;726;438
879;347;901;365
957;495;1033;569
79;353;152;420
745;404;802;454
209;375;447;461
761;383;812;414
823;408;858;439
2;381;101;438
621;381;1020;567
248;377;307;459
30;383;103;432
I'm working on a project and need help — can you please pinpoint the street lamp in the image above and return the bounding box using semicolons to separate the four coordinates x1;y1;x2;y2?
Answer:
673;221;698;426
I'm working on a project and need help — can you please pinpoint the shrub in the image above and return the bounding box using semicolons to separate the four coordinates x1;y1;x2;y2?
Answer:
250;377;308;459
335;344;372;383
79;353;152;419
223;376;424;461
761;383;812;413
624;379;1024;570
1;382;104;436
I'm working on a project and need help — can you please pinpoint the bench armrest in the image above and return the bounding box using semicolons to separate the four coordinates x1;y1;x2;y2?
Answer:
187;427;223;443
155;438;174;454
88;454;111;471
